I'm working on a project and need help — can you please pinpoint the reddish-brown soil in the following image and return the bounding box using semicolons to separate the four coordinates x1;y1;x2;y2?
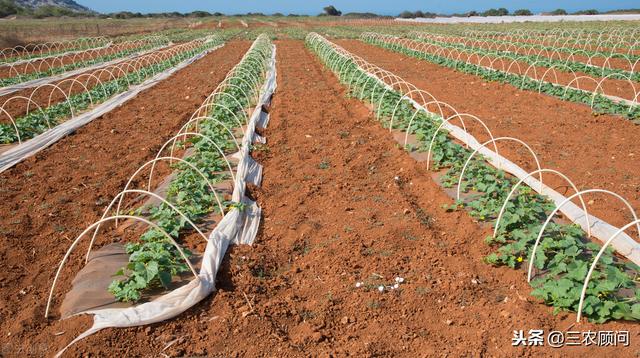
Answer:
381;37;637;100
472;53;637;100
494;36;640;57
1;44;87;62
0;42;152;79
0;41;250;356
434;36;638;72
0;43;187;123
29;40;637;357
337;39;640;230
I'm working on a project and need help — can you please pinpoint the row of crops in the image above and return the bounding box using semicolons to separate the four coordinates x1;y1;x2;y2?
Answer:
107;35;273;302
408;32;640;77
0;29;220;65
0;36;170;87
306;32;640;323
0;29;239;96
0;35;223;145
0;36;110;64
47;34;276;354
457;32;640;63
464;27;640;54
360;32;640;120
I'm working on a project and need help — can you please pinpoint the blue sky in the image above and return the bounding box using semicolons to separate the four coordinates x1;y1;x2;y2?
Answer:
77;1;640;15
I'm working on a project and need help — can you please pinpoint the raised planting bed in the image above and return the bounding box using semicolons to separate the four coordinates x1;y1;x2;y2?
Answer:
46;34;277;355
307;32;640;324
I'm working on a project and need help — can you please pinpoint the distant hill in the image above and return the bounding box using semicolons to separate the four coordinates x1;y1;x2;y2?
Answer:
14;0;93;13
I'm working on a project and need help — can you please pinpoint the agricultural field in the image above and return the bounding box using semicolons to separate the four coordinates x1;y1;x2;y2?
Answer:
0;14;639;357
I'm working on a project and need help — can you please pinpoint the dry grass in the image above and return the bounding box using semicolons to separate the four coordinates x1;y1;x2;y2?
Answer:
0;17;198;47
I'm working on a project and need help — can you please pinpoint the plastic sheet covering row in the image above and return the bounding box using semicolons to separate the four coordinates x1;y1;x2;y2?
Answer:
55;44;277;357
0;43;168;97
0;42;223;174
309;33;640;266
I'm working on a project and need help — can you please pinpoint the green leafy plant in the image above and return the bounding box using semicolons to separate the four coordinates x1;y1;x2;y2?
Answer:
108;35;273;302
363;34;640;120
0;37;169;87
0;37;222;144
306;33;640;323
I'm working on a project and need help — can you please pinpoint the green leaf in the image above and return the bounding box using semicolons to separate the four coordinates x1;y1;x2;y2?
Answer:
146;261;159;281
159;271;172;288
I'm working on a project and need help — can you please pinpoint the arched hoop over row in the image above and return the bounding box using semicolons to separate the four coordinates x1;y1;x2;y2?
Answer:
46;215;199;318
456;137;542;201
528;189;640;283
87;189;210;263
494;168;591;239
577;218;640;322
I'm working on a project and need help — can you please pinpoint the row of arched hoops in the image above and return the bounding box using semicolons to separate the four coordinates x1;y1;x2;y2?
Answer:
307;32;640;323
43;34;274;318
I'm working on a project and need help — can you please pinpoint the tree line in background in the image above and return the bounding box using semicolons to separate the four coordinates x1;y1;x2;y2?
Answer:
0;2;391;19
397;7;640;18
399;8;533;18
0;0;230;19
0;1;639;19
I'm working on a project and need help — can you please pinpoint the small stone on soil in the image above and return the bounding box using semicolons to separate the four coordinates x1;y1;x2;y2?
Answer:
311;332;325;343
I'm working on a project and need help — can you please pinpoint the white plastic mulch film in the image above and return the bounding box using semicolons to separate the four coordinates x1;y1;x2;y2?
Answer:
361;32;640;109
51;40;276;356
0;40;223;174
0;37;172;96
306;32;640;323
